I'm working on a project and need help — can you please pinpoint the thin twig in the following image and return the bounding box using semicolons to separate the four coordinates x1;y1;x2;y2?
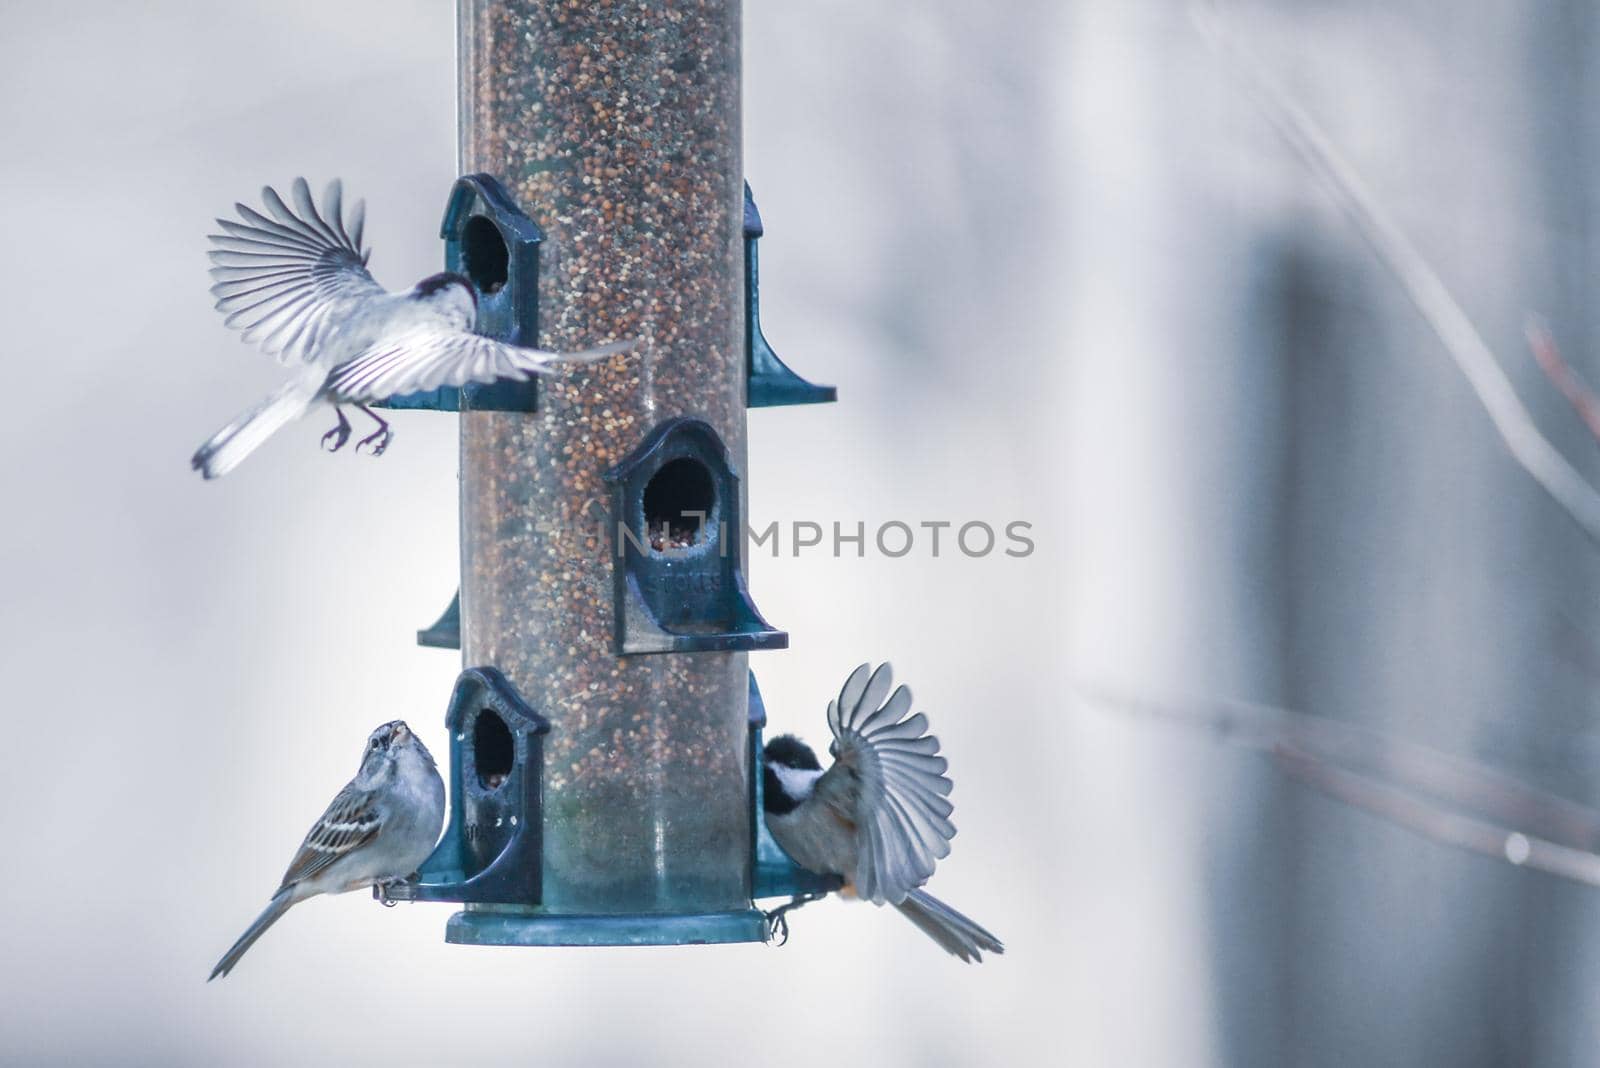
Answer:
1273;743;1600;887
1526;319;1600;445
1553;608;1600;687
1193;0;1600;546
1083;687;1600;884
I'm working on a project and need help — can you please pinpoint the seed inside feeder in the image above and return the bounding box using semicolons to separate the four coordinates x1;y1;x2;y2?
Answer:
648;519;701;552
459;0;752;916
643;456;716;552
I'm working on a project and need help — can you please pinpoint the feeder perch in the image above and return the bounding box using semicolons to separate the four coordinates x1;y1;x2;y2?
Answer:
604;417;787;656
744;183;837;408
415;591;460;650
376;173;544;413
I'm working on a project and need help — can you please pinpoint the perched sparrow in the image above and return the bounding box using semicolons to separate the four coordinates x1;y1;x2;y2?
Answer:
763;663;1004;962
192;177;632;478
209;720;445;980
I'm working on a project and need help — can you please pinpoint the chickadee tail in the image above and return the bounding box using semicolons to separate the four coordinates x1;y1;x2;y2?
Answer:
209;890;294;981
191;375;321;480
893;888;1005;964
547;339;638;365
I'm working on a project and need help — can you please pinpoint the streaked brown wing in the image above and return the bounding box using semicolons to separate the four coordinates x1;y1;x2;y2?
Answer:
277;784;381;891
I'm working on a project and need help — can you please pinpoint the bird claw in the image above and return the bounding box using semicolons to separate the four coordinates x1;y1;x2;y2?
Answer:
356;428;392;457
762;892;826;947
321;423;351;452
375;878;407;906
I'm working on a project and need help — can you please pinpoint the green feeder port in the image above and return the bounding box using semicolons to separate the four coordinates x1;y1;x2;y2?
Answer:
604;417;786;656
385;667;549;907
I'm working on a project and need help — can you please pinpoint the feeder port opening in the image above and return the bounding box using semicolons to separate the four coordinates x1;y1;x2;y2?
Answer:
473;709;514;791
643;456;716;552
462;215;509;295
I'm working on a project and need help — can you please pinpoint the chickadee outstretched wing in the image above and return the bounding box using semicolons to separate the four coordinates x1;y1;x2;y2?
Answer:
815;662;957;905
208;177;384;366
276;783;382;890
323;329;634;402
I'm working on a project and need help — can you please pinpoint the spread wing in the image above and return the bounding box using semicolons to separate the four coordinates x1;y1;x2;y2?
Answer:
324;331;634;402
208;177;385;366
277;783;382;891
814;663;957;905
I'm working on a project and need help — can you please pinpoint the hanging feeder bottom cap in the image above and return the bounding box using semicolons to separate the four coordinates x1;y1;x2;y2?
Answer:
445;907;770;947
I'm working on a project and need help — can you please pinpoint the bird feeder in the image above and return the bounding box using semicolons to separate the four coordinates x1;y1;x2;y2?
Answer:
382;0;837;946
605;416;785;655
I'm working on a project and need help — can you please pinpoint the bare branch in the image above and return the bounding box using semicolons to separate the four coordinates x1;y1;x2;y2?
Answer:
1193;0;1600;546
1084;687;1600;885
1526;319;1600;445
1273;744;1600;887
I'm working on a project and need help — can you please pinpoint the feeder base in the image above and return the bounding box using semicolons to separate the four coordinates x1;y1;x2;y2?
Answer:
445;907;768;947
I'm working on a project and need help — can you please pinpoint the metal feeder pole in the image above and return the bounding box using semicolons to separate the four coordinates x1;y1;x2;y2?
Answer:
453;0;761;942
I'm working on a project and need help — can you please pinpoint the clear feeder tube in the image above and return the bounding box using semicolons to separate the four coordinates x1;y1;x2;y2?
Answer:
456;0;750;916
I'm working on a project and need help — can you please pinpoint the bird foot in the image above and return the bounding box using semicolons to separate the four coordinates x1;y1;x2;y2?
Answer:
763;892;827;946
374;875;414;906
321;422;351;452
356;427;393;457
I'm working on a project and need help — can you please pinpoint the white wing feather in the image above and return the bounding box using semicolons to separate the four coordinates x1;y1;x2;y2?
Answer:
815;663;957;905
208;177;384;366
324;331;633;402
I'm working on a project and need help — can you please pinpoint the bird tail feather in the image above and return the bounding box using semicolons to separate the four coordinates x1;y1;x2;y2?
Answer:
893;887;1005;963
191;374;321;479
541;339;638;366
209;889;294;981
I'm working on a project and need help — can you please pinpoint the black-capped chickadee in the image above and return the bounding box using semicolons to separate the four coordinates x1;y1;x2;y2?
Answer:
763;663;1004;962
192;178;633;479
209;720;445;980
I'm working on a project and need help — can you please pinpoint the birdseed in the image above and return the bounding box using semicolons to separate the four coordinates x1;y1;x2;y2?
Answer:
456;0;751;914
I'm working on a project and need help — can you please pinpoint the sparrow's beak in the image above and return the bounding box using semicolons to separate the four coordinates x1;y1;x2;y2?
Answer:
392;722;411;742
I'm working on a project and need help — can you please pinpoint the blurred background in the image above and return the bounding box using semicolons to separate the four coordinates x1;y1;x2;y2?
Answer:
4;0;1600;1064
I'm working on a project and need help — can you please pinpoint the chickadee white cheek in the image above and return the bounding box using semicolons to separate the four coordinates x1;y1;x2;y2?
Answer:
770;763;824;800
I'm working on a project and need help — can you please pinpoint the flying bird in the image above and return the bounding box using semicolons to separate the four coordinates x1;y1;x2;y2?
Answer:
209;720;445;980
762;663;1004;962
192;178;632;478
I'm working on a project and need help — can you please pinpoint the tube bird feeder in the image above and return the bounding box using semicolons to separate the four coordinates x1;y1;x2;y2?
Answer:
385;0;837;946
